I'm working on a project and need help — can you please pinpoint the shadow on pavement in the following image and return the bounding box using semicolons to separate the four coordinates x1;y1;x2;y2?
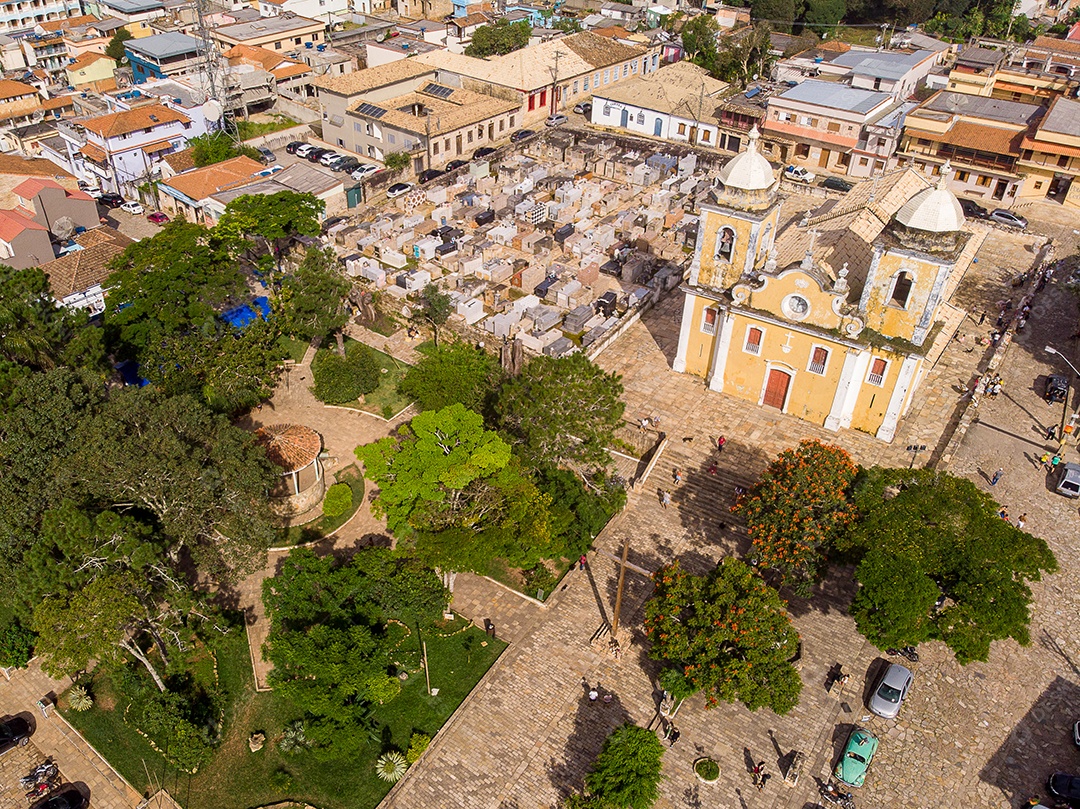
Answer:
546;686;631;801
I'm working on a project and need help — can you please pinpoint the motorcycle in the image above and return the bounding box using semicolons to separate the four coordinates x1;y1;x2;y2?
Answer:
820;781;856;809
19;761;58;790
886;645;919;663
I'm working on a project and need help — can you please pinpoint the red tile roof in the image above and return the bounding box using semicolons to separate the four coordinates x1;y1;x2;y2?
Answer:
81;103;189;138
255;423;322;472
0;208;46;242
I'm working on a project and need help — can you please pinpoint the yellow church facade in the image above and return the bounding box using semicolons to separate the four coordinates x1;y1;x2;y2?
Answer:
673;129;974;442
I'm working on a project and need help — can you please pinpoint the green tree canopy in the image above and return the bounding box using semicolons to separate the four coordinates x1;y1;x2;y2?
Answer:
644;558;803;714
584;724;666;809
464;18;532;56
399;343;504;415
413;285;452;346
803;0;847;33
216;191;324;267
733;439;859;594
497;353;624;471
278;247;350;342
311;341;381;404
752;0;797;31
843;468;1058;663
189;131;261;168
104;27;133;61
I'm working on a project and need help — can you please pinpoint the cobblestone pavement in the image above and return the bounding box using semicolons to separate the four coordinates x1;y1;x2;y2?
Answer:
448;574;544;645
0;661;145;808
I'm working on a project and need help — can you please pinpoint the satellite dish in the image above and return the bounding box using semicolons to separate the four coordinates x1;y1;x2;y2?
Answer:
204;99;223;122
53;215;75;241
377;32;387;42
401;304;413;318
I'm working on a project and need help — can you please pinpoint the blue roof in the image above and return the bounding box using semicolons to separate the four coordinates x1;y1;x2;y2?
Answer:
125;32;201;60
777;80;892;115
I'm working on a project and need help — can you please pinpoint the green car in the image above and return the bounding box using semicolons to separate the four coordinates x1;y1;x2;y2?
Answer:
834;727;878;787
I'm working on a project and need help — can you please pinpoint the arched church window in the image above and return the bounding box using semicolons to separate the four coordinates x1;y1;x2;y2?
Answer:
890;271;913;308
636;111;645;125
716;226;735;263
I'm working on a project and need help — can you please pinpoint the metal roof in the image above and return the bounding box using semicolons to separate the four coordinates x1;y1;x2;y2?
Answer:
922;91;1043;125
831;49;938;81
775;80;892;115
125;32;201;60
1040;95;1080;135
99;0;164;12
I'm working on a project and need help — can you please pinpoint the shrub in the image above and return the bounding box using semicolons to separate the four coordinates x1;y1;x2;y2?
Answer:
694;758;719;780
312;343;380;404
322;482;353;518
270;767;294;792
384;152;410;172
128;689;216;771
406;732;430;764
523;564;557;596
67;684;93;712
375;750;408;782
0;622;35;668
278;720;310;754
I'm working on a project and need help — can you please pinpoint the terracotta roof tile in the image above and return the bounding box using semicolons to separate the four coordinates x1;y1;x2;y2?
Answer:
256;423;322;472
163;155;265;201
39;14;98;31
0;153;73;179
81;103;189;138
162;147;196;173
0;80;37;101
68;52;115;71
80;142;107;163
41;225;133;299
314;59;435;96
0;208;46;242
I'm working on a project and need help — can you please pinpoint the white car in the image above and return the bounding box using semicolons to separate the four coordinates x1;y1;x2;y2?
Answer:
120;200;144;215
545;114;568;127
386;182;414;199
784;165;816;183
350;164;379;180
295;143;317;158
319;151;342;167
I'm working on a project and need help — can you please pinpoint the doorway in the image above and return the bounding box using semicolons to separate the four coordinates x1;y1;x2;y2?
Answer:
654;118;662;136
621;108;629;128
455;134;462;155
818;149;831;168
993;179;1008;200
762;369;791;410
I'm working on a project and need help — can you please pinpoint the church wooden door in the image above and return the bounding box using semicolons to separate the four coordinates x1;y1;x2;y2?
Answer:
763;369;791;410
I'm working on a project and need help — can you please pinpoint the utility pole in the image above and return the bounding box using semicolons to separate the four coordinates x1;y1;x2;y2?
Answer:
549;48;564;116
610;535;630;637
425;111;432;171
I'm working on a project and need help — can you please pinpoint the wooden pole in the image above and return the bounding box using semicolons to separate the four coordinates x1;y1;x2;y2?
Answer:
422;640;431;695
611;536;630;636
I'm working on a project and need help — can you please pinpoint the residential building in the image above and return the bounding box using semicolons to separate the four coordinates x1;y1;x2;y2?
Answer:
948;44;1080;104
40;226;133;314
0;34;27;71
67;52;118;92
763;80;895;174
444;12;491;52
946;46;1004;96
0;207;52;267
60;15;127;58
1017;95;1080;207
83;0;164;32
396;19;449;46
124;32;203;83
0;152;78;205
210;15;325;54
367;35;444;65
898;90;1044;204
848;100;917;179
19;30;69;76
203;160;344;223
157;154;266;222
223;43;314;98
673;128;980;441
590;61;730;149
1018;35;1080;77
13;176;98;232
0;0;80;36
829;48;942;97
256;0;350;19
105;78;213;134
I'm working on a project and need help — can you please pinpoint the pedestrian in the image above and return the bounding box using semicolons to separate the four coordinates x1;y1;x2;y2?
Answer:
707;462;717;475
758;772;771;791
1052;454;1063;470
639;417;649;432
996;313;1005;329
751;761;764;786
717;435;726;452
979;310;987;325
990;468;1004;486
588;687;598;702
673;468;684;485
1042;453;1052;470
1017;513;1027;530
668;726;680;747
579;554;587;571
660;490;671;509
1047;424;1057;441
998;506;1010;521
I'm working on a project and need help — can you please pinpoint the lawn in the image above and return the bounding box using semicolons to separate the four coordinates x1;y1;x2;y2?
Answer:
237;115;299;141
63;617;505;809
277;335;310;364
275;464;365;547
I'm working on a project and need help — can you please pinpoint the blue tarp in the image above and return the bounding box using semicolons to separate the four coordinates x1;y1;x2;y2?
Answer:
115;360;150;387
221;296;271;329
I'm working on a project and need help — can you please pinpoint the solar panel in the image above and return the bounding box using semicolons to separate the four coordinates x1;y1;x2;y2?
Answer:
422;83;453;99
356;102;387;119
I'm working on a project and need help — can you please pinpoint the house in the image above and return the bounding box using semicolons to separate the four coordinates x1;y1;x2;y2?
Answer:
202;161;345;224
828;49;942;98
366;35;445;66
395;19;449;46
40;226;134;314
0;208;52;268
125;32;203;83
1017;95;1080;208
223;44;313;99
19;30;69;76
444;11;491;52
763;80;896;174
13;176;98;231
210;15;325;54
66;52;118;92
1018;35;1080;78
157;155;266;222
898;90;1044;205
0;153;78;206
673;128;980;442
256;0;350;19
60;15;127;59
0;80;43;130
599;2;641;25
590;61;730;150
947;44;1079;104
83;0;164;31
0;0;80;36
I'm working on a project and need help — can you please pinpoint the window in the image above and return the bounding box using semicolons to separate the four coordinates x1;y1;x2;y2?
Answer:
827;122;840;133
337;138;343;146
509;115;514;127
477;126;483;139
275;41;282;49
715;226;735;262
594;72;600;86
1035;181;1043;190
677;123;686;135
701;307;718;335
604;70;609;84
632;59;638;73
539;90;547;106
744;326;762;355
467;130;473;143
890;271;913;308
294;37;301;44
354;122;363;132
499;119;504;131
867;357;887;386
444;139;450;150
976;175;991;187
700;130;710;143
808;346;829;375
636;111;644;124
583;76;589;90
528;94;536;111
573;80;578;93
1059;154;1071;168
433;141;439;154
623;64;628;77
956;170;969;182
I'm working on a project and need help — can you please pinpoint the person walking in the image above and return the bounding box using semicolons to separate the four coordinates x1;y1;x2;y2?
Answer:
717;435;727;452
660;490;671;509
673;469;684;485
752;761;765;787
990;468;1004;486
588;687;598;702
579;554;587;571
668;726;680;747
1047;425;1057;441
758;771;771;791
998;506;1010;521
1017;513;1027;530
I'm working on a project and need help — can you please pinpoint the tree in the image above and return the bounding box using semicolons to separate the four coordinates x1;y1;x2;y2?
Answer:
189;131;261;168
399;343;504;415
413;285;452;347
552;17;583;32
733;439;858;595
644;558;803;714
278;248;349;342
216;191;324;269
681;15;720;64
465;18;532;57
751;0;797;31
803;0;847;33
384;152;410;172
709;24;774;87
105;28;133;62
843;468;1057;664
497;353;625;471
584;724;665;809
311;342;381;404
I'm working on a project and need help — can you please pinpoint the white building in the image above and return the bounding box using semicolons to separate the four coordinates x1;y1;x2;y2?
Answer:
257;0;350;19
0;0;80;36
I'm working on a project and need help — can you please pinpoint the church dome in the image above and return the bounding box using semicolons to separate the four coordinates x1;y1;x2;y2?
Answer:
716;126;775;192
895;162;965;233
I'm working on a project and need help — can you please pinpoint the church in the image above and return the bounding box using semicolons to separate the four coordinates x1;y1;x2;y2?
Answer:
672;128;984;441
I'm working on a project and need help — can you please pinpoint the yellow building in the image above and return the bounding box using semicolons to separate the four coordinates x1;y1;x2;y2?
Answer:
673;128;977;441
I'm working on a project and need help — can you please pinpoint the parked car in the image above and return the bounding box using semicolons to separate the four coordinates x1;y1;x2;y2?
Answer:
30;788;87;809
0;716;31;757
318;151;341;166
989;208;1027;229
147;211;169;224
350;164;380;180
1046;373;1069;404
959;198;988;219
445;159;469;171
834;727;878;787
305;148;330;163
333;156;361;173
119;200;144;215
545;113;568;127
822;176;854;192
417;168;445;183
285;141;305;154
84;186;103;199
98;192;124;208
255;146;276;165
321;215;348;233
784;165;816;183
473;146;497;160
1048;773;1080;807
386;182;414;199
509;129;535;143
867;663;913;719
294;143;317;158
573;102;592;116
1056;462;1080;498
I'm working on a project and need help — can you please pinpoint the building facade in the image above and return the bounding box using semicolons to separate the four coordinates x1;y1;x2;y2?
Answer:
1017;95;1080;208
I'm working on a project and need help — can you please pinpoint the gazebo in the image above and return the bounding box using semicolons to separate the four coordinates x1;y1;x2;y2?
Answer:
255;423;326;518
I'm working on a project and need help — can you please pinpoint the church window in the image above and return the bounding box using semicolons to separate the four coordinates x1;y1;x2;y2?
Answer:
716;227;735;263
890;272;913;308
701;307;718;335
867;357;887;386
808;346;829;375
781;294;810;321
637;111;645;124
744;326;762;355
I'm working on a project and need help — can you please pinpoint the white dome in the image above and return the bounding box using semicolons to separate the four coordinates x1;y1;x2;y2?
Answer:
895;163;965;233
716;126;775;192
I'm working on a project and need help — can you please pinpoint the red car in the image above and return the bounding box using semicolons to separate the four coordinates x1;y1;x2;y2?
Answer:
147;212;169;224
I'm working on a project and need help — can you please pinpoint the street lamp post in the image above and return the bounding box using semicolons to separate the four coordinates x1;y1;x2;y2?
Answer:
1045;345;1077;447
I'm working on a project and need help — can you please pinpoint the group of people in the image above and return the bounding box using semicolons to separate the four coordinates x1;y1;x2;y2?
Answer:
751;761;771;791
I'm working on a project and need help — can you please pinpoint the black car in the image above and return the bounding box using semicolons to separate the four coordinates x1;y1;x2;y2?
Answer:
1047;373;1069;404
321;215;348;233
285;141;305;154
473;146;497;160
1049;773;1080;807
0;716;31;756
822;176;854;192
509;129;535;143
98;193;124;208
417;168;446;183
305;148;329;163
445;159;469;171
30;788;87;809
959;198;988;219
332;156;361;173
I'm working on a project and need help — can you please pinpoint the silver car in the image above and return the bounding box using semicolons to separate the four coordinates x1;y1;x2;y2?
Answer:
868;663;913;719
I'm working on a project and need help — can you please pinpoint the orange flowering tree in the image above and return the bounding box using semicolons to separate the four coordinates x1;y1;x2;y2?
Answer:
733;439;858;595
643;558;802;715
